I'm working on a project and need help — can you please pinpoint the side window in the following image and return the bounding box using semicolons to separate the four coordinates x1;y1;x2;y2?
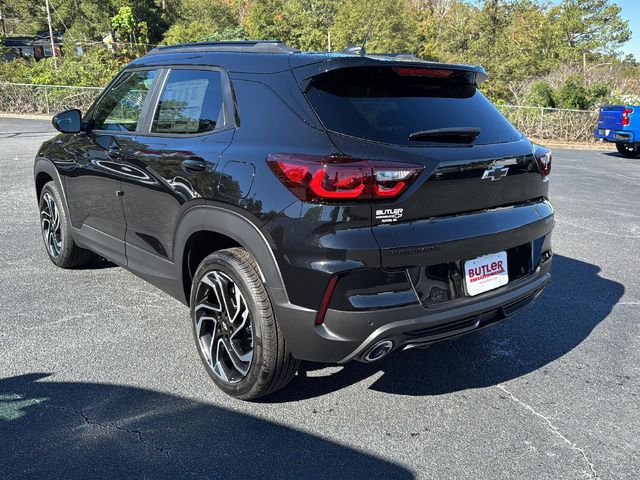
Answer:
92;70;157;132
151;69;224;134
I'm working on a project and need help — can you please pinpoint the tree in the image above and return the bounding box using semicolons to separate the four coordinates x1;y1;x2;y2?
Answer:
552;0;631;57
162;0;241;44
244;0;289;44
331;0;419;53
174;0;238;29
281;0;339;51
525;81;556;108
0;0;45;35
470;0;565;101
244;0;337;50
415;0;476;61
162;23;246;44
111;6;149;53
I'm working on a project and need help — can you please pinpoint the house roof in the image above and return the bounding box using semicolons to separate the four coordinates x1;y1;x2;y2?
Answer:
4;33;63;48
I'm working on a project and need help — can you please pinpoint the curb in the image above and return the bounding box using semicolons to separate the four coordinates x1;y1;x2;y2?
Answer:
0;113;52;121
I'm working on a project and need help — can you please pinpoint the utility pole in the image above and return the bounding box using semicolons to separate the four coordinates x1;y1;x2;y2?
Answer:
45;0;57;69
0;4;6;36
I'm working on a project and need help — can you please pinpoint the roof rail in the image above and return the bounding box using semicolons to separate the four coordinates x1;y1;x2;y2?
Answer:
147;40;299;56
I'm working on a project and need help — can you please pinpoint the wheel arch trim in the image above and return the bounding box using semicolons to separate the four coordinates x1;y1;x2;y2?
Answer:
174;205;289;306
34;157;71;214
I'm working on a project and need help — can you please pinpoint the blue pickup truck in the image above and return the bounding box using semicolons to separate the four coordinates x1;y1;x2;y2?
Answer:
594;105;639;157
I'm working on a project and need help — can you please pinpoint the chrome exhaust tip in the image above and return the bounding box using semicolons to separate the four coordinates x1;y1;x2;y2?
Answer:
364;340;394;362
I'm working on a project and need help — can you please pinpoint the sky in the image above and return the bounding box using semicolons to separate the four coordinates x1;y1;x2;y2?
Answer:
545;0;639;58
615;0;640;59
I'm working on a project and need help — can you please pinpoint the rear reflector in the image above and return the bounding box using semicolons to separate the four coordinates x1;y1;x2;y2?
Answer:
267;154;423;202
315;274;339;325
393;67;454;78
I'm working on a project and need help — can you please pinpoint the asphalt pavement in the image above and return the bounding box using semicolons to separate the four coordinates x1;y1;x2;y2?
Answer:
1;117;638;479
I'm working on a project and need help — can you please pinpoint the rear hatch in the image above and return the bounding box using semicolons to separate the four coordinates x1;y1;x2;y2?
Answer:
293;60;549;270
597;105;625;130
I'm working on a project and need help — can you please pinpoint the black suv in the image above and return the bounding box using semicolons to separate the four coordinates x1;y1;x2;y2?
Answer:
34;41;554;400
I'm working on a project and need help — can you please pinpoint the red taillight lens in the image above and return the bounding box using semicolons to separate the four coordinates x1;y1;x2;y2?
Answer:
622;108;633;126
393;67;454;78
267;154;422;202
535;150;552;177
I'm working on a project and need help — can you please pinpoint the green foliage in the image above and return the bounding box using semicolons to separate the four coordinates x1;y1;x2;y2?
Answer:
280;0;339;51
162;24;247;44
0;47;126;86
331;0;418;53
555;74;590;109
0;0;637;107
245;0;325;50
111;5;150;53
552;0;631;56
526;81;557;108
524;76;618;110
174;0;239;28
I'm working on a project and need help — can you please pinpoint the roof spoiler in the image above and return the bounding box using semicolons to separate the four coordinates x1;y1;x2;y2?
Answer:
289;54;488;88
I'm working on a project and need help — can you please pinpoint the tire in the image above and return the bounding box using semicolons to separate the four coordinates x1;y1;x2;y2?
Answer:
190;247;299;400
39;181;94;268
615;142;640;158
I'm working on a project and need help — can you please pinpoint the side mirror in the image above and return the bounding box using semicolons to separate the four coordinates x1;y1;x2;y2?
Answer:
52;109;83;134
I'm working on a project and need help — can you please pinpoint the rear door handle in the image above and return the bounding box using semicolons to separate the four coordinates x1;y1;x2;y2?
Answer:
181;158;207;173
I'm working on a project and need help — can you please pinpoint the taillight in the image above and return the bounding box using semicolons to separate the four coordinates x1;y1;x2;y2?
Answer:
393;67;454;78
534;148;552;177
622;108;633;126
267;154;423;202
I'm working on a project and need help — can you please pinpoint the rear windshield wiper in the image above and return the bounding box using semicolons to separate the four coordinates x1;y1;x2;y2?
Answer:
409;127;481;143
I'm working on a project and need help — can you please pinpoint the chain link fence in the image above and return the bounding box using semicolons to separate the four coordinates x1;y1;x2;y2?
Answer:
0;82;102;116
497;104;599;143
0;82;600;143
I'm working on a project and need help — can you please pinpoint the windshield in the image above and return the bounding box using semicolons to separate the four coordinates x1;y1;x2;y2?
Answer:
305;67;521;146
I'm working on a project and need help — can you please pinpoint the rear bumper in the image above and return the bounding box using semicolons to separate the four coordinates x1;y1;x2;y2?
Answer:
270;199;554;363
273;257;551;363
594;128;636;143
337;267;550;363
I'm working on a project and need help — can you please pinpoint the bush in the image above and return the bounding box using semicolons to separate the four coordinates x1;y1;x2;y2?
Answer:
162;24;247;45
0;47;128;87
555;74;590;110
525;81;556;108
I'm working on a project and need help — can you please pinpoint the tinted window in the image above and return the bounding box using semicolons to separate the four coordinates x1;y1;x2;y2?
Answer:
151;69;224;134
92;70;157;132
305;67;521;146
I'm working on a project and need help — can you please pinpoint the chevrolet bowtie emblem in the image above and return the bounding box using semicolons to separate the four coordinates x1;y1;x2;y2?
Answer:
481;165;509;181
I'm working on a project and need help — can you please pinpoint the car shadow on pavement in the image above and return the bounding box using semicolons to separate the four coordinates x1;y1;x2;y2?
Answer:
267;254;624;401
72;256;117;270
0;373;412;480
602;151;638;159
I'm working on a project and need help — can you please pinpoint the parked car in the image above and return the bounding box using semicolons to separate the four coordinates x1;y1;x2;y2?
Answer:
594;105;640;157
33;41;554;400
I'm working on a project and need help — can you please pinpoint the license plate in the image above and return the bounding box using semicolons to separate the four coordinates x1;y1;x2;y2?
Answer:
464;252;509;296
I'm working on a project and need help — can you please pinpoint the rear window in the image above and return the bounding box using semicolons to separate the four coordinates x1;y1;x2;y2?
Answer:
305;67;521;146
